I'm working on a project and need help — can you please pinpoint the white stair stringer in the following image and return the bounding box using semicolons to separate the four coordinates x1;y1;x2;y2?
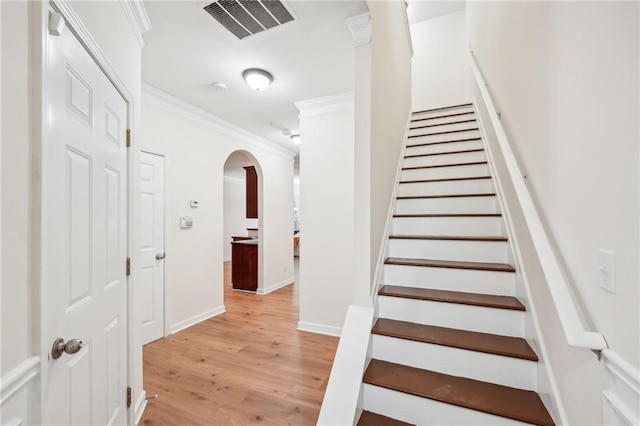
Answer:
370;334;537;391
362;384;530;426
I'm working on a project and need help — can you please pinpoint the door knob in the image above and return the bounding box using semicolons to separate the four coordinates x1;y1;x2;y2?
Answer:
155;253;165;260
51;337;83;359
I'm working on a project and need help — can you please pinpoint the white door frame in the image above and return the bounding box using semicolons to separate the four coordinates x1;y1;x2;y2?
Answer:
37;1;136;424
140;148;170;338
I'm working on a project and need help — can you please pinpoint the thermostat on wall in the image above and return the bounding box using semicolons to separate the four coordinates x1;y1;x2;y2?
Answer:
180;216;193;229
190;200;199;208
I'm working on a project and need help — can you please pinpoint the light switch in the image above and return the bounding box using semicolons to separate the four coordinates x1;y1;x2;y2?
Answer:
598;249;616;293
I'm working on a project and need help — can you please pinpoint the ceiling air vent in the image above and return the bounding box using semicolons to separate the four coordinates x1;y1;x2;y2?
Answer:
204;0;295;40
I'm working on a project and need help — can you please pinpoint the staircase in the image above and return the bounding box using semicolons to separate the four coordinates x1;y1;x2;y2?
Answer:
357;104;555;426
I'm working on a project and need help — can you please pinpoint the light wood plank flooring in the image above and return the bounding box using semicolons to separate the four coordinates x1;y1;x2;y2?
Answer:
140;261;338;425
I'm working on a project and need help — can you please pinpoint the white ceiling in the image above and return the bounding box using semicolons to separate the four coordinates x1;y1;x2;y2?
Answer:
142;1;368;153
406;0;465;24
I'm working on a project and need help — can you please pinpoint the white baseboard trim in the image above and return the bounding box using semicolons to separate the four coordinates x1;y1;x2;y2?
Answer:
134;390;147;425
0;356;40;404
297;321;342;337
602;349;640;425
170;305;226;334
223;256;231;262
257;278;294;295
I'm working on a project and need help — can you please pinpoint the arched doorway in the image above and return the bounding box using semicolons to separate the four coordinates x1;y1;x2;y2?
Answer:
222;150;264;298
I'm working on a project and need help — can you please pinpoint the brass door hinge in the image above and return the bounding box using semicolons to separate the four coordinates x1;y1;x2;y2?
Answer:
126;386;132;408
126;257;131;277
126;129;131;148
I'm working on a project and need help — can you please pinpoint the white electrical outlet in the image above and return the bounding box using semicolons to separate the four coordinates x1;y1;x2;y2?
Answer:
598;249;616;293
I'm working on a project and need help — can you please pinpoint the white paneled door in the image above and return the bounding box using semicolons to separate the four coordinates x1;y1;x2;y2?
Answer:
43;14;128;426
139;151;166;345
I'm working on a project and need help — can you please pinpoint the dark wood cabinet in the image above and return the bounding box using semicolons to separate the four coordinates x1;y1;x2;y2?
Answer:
231;239;258;291
244;166;258;219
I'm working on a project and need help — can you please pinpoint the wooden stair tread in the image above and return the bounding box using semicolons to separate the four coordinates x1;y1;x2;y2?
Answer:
378;286;525;312
373;318;535;360
393;213;502;218
400;176;492;184
410;118;477;130
404;148;484;158
385;257;515;272
412;103;473;115
358;411;414;426
402;161;488;170
363;360;554;426
397;192;495;200
411;111;475;123
389;235;507;242
412;128;480;138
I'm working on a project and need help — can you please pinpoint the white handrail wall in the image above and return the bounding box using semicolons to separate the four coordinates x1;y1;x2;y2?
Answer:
317;306;374;425
468;52;607;352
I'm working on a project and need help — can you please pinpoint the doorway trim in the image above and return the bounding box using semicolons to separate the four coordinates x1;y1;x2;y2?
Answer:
140;148;169;339
37;1;136;424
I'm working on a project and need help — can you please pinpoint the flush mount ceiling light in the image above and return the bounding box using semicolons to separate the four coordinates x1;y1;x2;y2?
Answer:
290;134;301;145
242;68;273;92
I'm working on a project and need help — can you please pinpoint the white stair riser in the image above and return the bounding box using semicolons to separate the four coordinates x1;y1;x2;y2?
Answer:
383;264;515;296
378;296;524;337
362;384;530;426
401;163;489;181
392;216;504;237
406;140;483;156
408;129;480;145
412;107;475;120
371;335;537;390
403;150;486;168
410;113;475;127
409;121;478;135
388;239;509;263
397;179;494;197
395;196;498;215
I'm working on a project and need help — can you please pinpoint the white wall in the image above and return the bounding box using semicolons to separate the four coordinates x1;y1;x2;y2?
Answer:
141;87;295;332
297;94;355;335
0;1;145;422
467;1;639;423
368;0;413;285
410;10;470;111
1;0;31;378
223;176;247;261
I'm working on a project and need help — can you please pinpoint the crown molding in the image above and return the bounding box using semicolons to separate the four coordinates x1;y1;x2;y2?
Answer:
120;0;152;47
295;92;355;119
142;84;297;160
346;12;371;47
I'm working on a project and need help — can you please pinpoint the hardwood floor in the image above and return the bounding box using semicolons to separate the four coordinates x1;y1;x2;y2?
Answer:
140;260;338;425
